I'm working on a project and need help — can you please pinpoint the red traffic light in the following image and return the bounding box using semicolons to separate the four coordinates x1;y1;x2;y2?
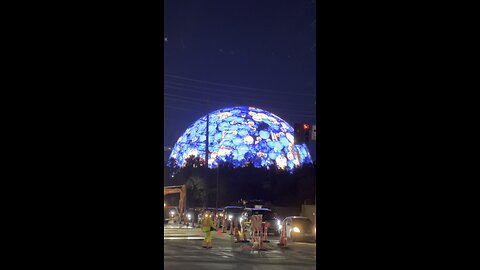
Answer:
303;124;309;130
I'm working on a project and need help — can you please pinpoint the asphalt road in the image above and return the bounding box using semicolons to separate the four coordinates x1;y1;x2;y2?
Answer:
164;223;316;270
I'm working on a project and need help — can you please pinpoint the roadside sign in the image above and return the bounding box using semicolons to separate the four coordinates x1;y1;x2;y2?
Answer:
311;125;316;140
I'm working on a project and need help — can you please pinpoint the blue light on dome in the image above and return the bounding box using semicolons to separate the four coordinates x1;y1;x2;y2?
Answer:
169;106;313;170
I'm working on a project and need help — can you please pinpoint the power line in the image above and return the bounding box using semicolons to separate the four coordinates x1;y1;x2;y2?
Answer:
165;91;315;114
164;86;314;108
164;104;194;112
165;80;314;99
165;94;315;116
165;100;315;119
165;94;218;105
164;81;313;105
165;74;316;97
164;82;316;118
165;80;278;98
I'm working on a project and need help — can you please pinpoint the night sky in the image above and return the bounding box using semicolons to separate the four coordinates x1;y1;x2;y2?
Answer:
164;0;317;162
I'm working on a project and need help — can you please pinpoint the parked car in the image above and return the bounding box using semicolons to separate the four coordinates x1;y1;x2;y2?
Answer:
281;216;316;242
240;208;280;236
221;206;244;230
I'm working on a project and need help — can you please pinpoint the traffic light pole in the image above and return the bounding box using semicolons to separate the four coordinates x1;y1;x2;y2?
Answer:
294;122;311;144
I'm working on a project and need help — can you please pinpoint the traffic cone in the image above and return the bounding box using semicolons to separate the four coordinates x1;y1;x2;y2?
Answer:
263;222;270;243
234;227;240;241
278;223;287;247
229;220;234;235
242;225;249;242
235;223;249;243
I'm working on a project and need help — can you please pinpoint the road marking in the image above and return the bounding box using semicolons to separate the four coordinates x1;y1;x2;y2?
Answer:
291;242;316;246
164;236;204;240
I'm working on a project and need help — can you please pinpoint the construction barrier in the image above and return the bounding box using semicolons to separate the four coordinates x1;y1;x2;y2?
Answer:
214;215;220;229
235;220;250;243
242;221;250;242
234;225;240;241
229;219;234;235
262;222;270;243
251;215;267;250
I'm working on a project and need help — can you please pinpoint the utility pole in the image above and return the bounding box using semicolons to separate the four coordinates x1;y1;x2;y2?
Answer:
216;165;219;209
205;113;209;167
205;113;210;208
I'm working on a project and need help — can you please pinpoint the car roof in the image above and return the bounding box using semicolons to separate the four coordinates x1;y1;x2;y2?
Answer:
285;216;309;219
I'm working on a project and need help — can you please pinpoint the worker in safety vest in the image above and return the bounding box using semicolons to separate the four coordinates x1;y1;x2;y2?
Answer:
201;210;214;248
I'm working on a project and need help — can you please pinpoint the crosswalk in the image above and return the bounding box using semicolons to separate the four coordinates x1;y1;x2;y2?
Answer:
164;226;205;240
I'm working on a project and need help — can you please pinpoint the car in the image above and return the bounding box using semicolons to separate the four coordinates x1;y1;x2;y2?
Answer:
164;206;180;224
214;208;224;220
221;206;244;230
184;208;198;225
280;216;316;242
240;208;280;236
198;207;221;226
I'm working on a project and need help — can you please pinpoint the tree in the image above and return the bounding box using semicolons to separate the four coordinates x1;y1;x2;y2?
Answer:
185;176;207;208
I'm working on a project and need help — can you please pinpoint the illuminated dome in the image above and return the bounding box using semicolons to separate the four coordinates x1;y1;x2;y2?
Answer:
169;106;312;170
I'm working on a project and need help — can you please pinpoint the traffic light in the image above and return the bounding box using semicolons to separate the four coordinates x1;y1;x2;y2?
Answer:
294;123;311;144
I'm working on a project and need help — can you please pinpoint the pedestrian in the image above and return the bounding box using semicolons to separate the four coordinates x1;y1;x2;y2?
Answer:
201;210;214;249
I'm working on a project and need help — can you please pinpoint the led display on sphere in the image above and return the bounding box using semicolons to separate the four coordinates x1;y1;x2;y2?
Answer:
169;106;313;171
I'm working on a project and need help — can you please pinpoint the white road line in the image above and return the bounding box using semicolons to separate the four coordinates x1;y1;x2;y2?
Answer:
164;237;205;240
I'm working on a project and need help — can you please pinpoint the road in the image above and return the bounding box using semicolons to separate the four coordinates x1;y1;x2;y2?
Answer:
164;223;316;270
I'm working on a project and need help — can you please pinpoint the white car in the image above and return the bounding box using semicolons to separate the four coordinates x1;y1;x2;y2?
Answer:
281;216;316;242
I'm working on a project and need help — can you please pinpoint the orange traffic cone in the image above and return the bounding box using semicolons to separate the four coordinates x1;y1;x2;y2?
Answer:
278;223;288;247
234;227;240;241
242;223;249;242
229;220;234;235
263;222;270;243
236;223;249;243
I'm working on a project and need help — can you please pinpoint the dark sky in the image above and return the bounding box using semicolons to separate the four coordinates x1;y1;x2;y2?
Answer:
164;0;317;161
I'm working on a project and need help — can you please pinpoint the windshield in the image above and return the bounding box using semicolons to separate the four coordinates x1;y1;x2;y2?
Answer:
292;218;313;228
252;210;272;220
226;208;243;214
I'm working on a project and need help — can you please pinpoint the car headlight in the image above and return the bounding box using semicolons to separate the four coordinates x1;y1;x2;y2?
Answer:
170;211;174;216
228;215;233;220
293;227;300;233
220;213;223;217
277;220;281;226
187;214;191;220
239;217;243;223
278;224;282;230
